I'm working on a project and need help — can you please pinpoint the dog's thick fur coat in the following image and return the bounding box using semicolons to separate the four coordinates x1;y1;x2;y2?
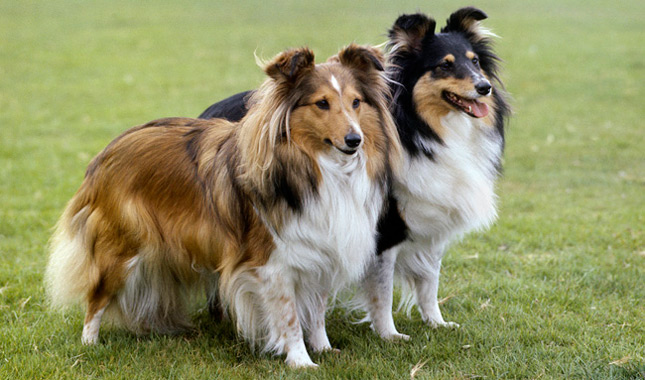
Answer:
46;45;401;367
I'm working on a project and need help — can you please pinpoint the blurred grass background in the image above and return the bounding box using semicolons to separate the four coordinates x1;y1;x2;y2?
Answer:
1;0;643;378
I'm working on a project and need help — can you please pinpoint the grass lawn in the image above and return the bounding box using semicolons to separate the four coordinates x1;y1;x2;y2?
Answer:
1;0;643;378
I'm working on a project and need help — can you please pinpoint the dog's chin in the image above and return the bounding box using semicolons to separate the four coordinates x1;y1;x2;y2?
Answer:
442;91;489;118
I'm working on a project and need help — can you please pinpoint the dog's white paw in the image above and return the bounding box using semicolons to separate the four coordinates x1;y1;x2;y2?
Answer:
379;331;410;341
371;322;410;341
428;320;460;329
286;357;318;369
81;333;98;345
285;351;318;368
311;345;341;354
81;325;99;345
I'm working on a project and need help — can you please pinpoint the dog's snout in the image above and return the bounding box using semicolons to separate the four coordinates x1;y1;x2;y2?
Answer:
475;81;492;96
344;133;362;148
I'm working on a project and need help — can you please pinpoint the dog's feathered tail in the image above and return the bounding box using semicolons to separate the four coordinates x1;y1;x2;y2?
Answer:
45;194;199;334
45;200;97;309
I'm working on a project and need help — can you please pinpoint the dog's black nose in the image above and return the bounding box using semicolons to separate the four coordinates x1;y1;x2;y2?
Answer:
475;81;492;95
344;133;362;148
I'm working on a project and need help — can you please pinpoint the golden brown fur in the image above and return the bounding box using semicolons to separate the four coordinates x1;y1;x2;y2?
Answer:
46;44;401;367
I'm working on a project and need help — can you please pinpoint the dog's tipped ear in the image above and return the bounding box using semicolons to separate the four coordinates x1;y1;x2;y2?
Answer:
389;13;436;53
338;44;385;72
265;47;315;83
442;7;488;35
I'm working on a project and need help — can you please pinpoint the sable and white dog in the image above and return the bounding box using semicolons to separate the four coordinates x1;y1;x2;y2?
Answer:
361;8;511;339
45;45;401;367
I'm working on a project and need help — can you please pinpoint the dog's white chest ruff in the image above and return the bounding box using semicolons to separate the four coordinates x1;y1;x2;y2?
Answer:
397;112;503;248
269;152;381;287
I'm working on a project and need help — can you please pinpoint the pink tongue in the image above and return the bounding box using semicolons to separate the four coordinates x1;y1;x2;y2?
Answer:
463;99;489;118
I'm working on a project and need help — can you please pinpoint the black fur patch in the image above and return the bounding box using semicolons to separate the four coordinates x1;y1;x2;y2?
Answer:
199;91;253;121
376;194;408;253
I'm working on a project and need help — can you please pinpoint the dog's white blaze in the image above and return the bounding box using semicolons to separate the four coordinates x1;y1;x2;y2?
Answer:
344;110;363;139
330;74;342;94
329;74;363;140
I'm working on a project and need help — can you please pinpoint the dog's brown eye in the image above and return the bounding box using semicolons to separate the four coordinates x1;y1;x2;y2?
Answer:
472;57;479;65
315;99;329;110
352;99;360;109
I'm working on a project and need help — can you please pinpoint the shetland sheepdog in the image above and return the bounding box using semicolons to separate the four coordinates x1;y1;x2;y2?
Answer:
360;7;511;339
45;44;401;367
197;7;510;341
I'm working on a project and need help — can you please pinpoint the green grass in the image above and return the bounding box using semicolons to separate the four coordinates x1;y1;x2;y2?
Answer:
1;0;643;378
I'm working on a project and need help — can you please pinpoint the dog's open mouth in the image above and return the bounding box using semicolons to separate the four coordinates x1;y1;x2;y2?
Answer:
443;91;489;118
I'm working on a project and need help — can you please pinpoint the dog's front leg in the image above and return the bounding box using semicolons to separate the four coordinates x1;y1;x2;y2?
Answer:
362;246;409;340
413;254;459;329
260;271;316;368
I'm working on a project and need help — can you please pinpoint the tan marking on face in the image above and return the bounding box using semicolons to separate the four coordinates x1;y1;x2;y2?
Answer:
413;75;450;139
413;74;496;138
466;51;476;60
444;54;455;63
355;102;387;178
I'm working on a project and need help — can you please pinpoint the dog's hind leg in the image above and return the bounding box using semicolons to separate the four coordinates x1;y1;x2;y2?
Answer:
362;246;409;340
82;262;124;344
81;230;135;344
82;291;111;345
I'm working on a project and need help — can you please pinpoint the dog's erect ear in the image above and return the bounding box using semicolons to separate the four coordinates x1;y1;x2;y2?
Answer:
389;13;436;53
441;7;488;36
264;47;315;83
338;44;385;73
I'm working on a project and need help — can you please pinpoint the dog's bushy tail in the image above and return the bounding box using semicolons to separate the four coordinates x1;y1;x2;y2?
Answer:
45;202;97;309
45;197;199;335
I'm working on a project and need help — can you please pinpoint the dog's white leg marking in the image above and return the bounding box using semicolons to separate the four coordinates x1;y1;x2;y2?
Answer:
305;293;336;353
81;305;107;345
261;274;316;368
280;297;315;368
363;246;409;340
414;256;459;329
